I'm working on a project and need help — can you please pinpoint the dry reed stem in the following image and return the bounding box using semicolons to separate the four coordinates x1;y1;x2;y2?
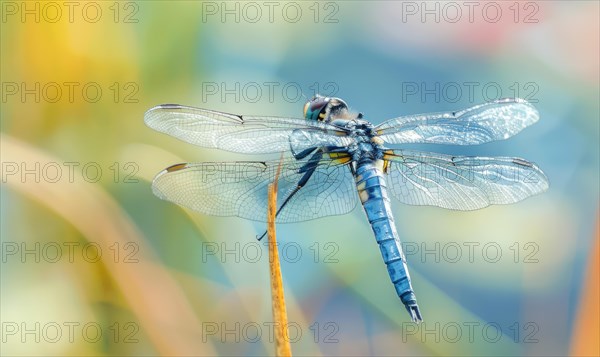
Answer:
267;157;292;357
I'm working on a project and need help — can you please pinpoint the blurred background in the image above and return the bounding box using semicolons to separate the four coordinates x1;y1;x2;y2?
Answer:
1;1;598;356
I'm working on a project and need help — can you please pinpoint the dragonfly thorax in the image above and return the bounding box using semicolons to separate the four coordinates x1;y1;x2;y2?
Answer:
354;141;384;162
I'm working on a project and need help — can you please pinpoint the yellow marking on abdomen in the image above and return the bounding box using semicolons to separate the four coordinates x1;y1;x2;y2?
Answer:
357;181;366;191
359;188;369;203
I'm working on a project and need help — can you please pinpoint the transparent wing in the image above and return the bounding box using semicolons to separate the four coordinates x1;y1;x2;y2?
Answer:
151;157;358;223
144;104;352;154
376;98;539;145
383;150;548;210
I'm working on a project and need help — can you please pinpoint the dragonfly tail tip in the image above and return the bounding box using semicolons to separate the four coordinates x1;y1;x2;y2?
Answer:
406;304;423;323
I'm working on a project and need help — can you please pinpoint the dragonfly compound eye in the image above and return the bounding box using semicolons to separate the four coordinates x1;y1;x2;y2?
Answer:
303;95;329;121
303;95;348;122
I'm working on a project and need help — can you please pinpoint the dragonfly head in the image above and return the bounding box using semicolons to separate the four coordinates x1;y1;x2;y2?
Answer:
303;94;348;122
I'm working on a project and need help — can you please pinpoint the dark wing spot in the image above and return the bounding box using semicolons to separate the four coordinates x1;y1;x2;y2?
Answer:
165;163;188;172
513;158;533;167
159;104;183;110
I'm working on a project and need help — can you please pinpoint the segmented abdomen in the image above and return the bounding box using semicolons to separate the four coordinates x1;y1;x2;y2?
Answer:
355;160;419;309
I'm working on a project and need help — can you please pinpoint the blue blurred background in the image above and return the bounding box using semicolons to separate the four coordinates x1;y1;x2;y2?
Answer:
1;1;598;356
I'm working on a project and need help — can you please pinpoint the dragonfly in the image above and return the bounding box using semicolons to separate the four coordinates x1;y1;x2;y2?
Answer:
144;95;548;322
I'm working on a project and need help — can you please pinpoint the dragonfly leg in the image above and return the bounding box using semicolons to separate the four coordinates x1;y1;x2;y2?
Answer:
293;147;317;160
256;151;323;241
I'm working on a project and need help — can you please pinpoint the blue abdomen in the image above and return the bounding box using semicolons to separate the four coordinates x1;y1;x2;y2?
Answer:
355;160;422;321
